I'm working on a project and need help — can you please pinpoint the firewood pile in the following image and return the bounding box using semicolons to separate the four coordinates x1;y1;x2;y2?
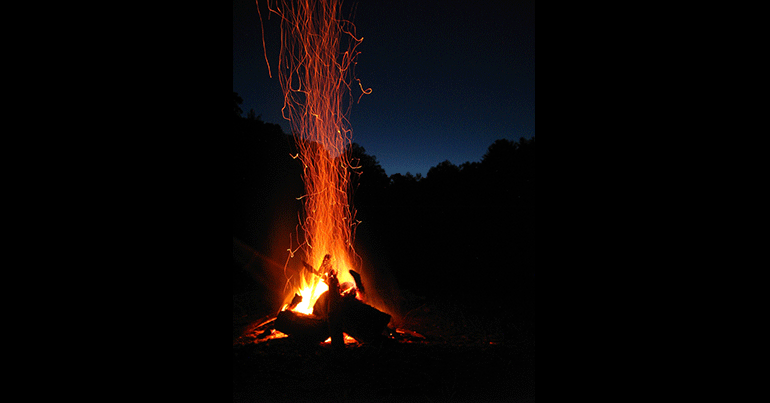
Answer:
252;259;393;348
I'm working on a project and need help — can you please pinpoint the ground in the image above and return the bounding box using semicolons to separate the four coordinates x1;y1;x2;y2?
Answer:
233;297;535;402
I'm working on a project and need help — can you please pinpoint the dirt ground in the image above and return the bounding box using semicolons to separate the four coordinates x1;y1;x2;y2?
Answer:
233;298;535;402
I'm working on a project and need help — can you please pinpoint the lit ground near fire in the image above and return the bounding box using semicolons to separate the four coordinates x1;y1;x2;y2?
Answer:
233;297;535;402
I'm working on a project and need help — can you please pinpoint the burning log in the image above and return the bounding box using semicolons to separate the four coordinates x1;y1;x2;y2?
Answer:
287;293;303;311
274;310;329;342
349;269;365;296
327;270;345;349
340;293;391;343
311;291;329;318
273;258;391;346
272;297;391;345
310;289;392;343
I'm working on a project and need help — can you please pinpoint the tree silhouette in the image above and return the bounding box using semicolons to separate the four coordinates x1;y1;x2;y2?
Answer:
347;143;389;209
481;139;517;167
233;92;244;118
427;159;460;181
424;160;461;204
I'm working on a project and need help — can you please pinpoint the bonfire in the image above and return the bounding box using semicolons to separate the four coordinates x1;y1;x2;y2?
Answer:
251;0;406;347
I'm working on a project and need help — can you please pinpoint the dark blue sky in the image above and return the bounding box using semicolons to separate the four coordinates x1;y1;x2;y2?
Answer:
234;0;535;176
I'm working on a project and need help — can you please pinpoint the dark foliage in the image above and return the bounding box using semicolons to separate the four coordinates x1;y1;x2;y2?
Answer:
347;143;389;209
353;137;536;320
233;93;306;314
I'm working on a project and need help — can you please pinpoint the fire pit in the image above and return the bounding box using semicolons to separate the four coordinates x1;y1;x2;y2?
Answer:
246;254;396;348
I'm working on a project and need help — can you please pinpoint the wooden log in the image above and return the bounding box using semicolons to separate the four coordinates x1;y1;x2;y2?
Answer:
327;270;345;349
312;290;391;343
312;290;329;318
274;299;390;344
287;293;303;311
273;263;390;345
340;294;392;343
273;310;329;342
349;269;365;296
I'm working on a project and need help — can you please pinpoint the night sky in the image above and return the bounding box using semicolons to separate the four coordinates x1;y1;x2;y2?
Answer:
233;0;535;177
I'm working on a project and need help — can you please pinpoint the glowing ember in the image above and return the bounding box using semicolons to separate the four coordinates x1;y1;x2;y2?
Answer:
322;334;358;345
260;0;371;313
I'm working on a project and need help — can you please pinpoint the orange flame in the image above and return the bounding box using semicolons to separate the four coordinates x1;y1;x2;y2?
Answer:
259;0;371;313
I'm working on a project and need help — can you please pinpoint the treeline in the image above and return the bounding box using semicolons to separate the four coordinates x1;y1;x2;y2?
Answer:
348;137;535;211
349;137;535;305
233;92;534;214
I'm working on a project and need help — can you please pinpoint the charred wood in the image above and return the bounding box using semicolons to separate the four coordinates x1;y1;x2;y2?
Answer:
274;310;329;342
272;298;391;344
312;291;329;318
327;270;345;349
349;269;365;296
287;293;303;311
272;263;391;346
340;294;391;342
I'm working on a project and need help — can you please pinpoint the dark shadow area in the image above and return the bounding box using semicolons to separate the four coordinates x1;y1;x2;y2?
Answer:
233;337;535;403
232;93;306;329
